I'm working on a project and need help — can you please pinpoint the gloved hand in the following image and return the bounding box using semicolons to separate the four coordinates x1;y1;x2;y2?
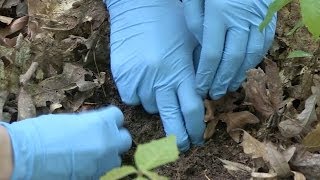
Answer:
104;0;205;151
183;0;277;99
0;106;132;180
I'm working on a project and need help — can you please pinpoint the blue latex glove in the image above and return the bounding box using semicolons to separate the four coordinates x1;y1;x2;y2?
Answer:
104;0;205;151
183;0;277;99
0;106;132;180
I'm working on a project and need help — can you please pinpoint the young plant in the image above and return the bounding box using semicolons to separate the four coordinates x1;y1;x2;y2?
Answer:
100;136;179;180
260;0;320;58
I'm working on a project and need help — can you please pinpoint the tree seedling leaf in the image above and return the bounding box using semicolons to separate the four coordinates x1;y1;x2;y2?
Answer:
135;135;179;171
142;170;168;180
259;0;292;31
265;142;292;178
300;0;320;38
100;166;137;180
287;50;313;58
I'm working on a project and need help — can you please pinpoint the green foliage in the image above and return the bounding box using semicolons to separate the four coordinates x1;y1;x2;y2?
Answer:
287;50;313;58
259;0;292;31
100;136;179;180
300;0;320;38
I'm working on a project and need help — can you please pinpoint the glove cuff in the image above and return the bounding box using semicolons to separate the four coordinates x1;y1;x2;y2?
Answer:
0;121;38;180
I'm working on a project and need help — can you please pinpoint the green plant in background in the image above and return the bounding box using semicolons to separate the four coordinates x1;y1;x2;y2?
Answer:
101;136;179;180
260;0;320;58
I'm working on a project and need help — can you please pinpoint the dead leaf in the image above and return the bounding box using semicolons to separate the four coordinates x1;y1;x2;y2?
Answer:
290;148;320;179
17;88;36;121
204;99;215;122
219;158;252;174
240;130;266;159
0;0;19;8
265;142;292;178
0;91;9;121
243;69;274;120
204;118;219;140
250;172;277;180
220;111;259;142
282;146;296;162
265;59;283;110
302;123;320;152
0;15;13;25
292;171;306;180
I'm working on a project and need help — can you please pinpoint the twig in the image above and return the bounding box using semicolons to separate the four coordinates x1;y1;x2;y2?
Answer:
19;62;39;85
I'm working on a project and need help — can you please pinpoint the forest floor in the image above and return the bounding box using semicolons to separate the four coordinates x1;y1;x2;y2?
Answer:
1;0;319;179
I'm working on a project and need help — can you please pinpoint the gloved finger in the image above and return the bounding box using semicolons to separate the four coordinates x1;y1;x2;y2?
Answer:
196;9;226;98
117;128;132;154
177;75;205;145
182;0;204;43
193;44;201;72
209;27;249;99
156;88;190;152
99;106;125;128
138;87;158;114
228;27;266;92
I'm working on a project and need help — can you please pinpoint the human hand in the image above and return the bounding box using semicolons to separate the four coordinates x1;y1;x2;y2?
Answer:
0;106;131;180
183;0;276;99
104;0;205;151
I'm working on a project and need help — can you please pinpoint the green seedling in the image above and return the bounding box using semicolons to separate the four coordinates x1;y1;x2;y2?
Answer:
100;136;179;180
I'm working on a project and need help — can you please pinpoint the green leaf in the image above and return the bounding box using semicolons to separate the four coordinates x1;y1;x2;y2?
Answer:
142;170;169;180
134;177;148;180
285;19;304;36
259;0;292;31
135;136;179;171
100;166;137;180
287;50;313;58
300;0;320;38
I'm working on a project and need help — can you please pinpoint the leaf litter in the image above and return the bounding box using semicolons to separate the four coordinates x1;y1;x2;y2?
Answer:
1;0;320;179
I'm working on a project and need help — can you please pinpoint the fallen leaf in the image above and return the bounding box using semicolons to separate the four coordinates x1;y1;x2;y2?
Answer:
0;91;9;121
251;172;277;180
204;99;215;122
265;59;283;111
240;130;266;159
282;146;296;162
0;15;13;25
302;123;320;152
0;0;19;8
290;148;320;179
265;142;292;178
219;158;252;173
220;111;260;142
243;69;274;120
204;118;219;140
292;171;306;180
17;88;36;121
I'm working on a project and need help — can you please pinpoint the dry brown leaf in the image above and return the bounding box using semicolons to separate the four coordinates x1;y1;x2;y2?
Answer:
220;111;259;142
0;91;9;121
265;142;292;178
282;146;296;162
292;171;306;180
243;69;274;120
290;148;320;179
219;158;252;174
204;118;219;140
265;59;283;110
17;88;36;121
0;16;28;38
0;0;19;8
240;130;266;159
302;123;320;152
0;15;13;25
204;99;215;122
250;172;277;180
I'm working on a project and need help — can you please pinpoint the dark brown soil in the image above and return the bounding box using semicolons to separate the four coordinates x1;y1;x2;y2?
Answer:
92;67;252;180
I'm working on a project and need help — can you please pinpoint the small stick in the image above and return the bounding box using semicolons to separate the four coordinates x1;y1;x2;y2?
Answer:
20;62;39;85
